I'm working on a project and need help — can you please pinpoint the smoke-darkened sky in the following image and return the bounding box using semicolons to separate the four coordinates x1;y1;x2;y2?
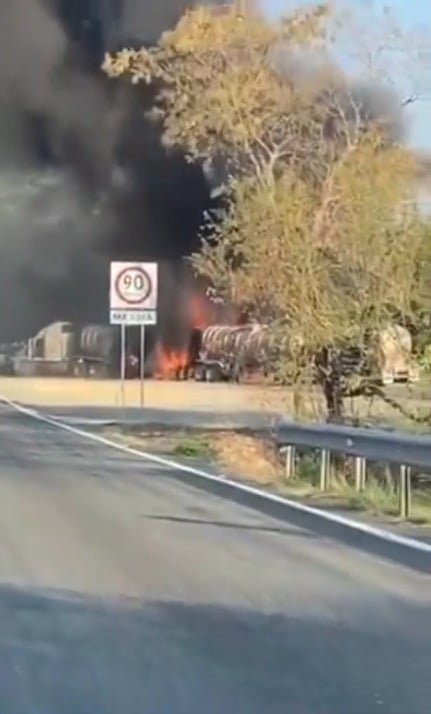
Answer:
0;1;217;340
0;1;412;341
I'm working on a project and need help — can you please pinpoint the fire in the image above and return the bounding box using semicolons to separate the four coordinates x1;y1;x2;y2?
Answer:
152;291;214;379
188;292;212;329
150;287;250;379
152;344;189;379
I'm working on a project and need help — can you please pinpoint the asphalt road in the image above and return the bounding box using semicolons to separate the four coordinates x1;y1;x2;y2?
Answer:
23;404;279;430
1;403;431;713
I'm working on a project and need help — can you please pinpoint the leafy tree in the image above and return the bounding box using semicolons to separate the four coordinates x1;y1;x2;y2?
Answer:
105;3;430;420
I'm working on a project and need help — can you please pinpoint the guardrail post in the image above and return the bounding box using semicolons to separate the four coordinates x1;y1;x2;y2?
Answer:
320;449;330;490
354;456;366;492
399;464;412;519
284;445;296;480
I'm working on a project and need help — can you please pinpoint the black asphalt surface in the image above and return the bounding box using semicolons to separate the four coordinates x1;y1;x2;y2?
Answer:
30;404;280;430
0;402;431;713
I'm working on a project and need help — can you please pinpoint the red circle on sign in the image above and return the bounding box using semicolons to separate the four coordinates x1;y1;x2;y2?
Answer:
114;266;152;305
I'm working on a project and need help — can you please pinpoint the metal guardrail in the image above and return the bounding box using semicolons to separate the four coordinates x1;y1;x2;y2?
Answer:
275;421;431;519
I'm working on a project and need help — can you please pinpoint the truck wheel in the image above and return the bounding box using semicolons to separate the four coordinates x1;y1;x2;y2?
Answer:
193;365;205;382
73;362;87;378
232;365;244;383
205;366;220;382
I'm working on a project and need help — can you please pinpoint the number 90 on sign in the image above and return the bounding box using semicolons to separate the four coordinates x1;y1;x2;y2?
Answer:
115;267;151;305
124;272;145;291
110;262;157;312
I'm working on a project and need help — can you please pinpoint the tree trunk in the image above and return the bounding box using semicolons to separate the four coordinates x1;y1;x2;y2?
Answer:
318;348;344;423
323;375;344;422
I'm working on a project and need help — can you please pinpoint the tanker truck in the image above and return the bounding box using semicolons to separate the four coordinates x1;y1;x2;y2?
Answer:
13;321;140;378
188;323;279;382
187;323;420;384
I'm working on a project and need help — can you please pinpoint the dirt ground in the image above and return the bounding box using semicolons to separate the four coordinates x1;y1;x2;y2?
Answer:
0;376;290;412
0;376;430;427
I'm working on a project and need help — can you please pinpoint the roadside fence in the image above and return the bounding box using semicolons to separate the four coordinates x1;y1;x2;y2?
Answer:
275;421;431;519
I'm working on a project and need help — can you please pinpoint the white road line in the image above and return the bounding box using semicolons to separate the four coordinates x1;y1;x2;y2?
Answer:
2;395;431;555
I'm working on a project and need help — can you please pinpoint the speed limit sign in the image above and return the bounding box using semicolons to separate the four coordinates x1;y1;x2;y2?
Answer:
110;262;158;324
115;266;151;305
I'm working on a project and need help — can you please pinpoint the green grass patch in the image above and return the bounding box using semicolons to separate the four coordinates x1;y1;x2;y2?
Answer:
172;436;213;458
283;453;431;525
104;426;215;460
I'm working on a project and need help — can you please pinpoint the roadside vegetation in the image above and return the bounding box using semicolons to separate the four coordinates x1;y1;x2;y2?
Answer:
104;3;431;522
105;2;431;423
105;425;431;526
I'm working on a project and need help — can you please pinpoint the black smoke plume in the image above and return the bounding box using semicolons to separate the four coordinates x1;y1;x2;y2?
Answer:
0;1;407;343
0;0;220;341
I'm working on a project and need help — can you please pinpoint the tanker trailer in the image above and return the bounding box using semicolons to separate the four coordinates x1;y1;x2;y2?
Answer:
370;324;419;384
13;322;132;378
73;324;118;378
314;323;420;388
189;321;419;385
191;324;273;382
74;324;142;378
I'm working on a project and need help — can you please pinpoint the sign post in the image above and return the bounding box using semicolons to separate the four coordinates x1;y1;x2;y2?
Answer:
120;323;126;408
109;262;158;408
139;325;145;408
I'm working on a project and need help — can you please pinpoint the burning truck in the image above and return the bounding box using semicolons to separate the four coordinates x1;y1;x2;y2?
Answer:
186;323;275;382
157;321;420;385
4;315;419;386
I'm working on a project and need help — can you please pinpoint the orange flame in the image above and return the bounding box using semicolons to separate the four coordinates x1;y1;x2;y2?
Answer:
153;291;214;379
188;292;212;329
152;344;189;379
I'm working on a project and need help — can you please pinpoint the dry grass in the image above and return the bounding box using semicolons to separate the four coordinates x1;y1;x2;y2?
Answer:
0;376;287;411
106;426;282;485
210;432;281;484
1;376;431;431
106;425;431;526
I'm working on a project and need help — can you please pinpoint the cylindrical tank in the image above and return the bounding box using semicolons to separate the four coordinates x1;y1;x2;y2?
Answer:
79;325;117;362
201;324;270;364
370;324;416;383
198;322;418;384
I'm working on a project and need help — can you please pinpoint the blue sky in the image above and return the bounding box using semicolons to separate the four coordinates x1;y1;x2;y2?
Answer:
264;1;431;150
